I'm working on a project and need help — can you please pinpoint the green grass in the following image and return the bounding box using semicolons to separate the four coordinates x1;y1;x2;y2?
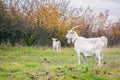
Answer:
0;46;120;80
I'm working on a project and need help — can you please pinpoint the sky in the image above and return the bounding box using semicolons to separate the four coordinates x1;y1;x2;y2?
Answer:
69;0;120;22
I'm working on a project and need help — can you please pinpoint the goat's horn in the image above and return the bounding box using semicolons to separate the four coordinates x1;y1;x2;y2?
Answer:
72;25;83;30
71;26;79;30
72;26;78;30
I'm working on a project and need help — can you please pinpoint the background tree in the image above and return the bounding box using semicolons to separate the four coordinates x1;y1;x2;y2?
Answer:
0;0;120;47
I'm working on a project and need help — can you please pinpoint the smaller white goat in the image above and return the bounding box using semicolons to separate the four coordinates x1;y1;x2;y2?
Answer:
52;38;61;53
65;26;108;66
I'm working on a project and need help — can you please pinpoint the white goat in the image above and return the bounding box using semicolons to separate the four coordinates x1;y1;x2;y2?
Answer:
52;38;61;53
65;26;108;66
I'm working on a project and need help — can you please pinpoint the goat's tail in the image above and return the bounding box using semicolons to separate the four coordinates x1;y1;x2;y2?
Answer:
101;36;108;47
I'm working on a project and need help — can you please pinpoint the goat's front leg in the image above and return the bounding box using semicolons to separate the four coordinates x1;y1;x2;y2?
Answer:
57;47;60;53
97;57;102;66
96;53;102;66
53;47;57;52
83;55;86;64
58;47;60;52
77;52;80;64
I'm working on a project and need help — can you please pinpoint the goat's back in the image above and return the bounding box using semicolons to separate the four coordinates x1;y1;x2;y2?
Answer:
74;36;107;53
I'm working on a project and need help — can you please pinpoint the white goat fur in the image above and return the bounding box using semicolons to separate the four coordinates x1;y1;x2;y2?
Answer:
52;38;61;53
65;26;108;66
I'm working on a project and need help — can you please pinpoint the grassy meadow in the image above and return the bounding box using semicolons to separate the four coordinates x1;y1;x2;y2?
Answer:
0;46;120;80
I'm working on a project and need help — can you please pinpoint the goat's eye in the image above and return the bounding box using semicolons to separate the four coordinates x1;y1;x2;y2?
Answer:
70;32;74;34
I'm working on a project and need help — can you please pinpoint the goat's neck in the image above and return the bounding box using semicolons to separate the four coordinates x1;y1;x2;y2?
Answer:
72;33;78;44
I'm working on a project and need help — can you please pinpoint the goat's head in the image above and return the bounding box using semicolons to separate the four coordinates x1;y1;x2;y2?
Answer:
65;26;79;44
52;38;57;42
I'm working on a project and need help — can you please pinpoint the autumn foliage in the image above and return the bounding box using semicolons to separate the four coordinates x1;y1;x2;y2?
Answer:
0;0;120;47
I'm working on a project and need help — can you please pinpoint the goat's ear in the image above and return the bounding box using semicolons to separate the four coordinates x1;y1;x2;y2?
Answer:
66;30;68;32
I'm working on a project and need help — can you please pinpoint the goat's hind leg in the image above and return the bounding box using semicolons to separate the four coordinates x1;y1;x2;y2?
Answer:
96;54;102;66
96;50;104;66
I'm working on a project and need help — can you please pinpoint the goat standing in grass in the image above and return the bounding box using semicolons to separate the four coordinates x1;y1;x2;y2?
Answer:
65;26;108;66
52;38;61;53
